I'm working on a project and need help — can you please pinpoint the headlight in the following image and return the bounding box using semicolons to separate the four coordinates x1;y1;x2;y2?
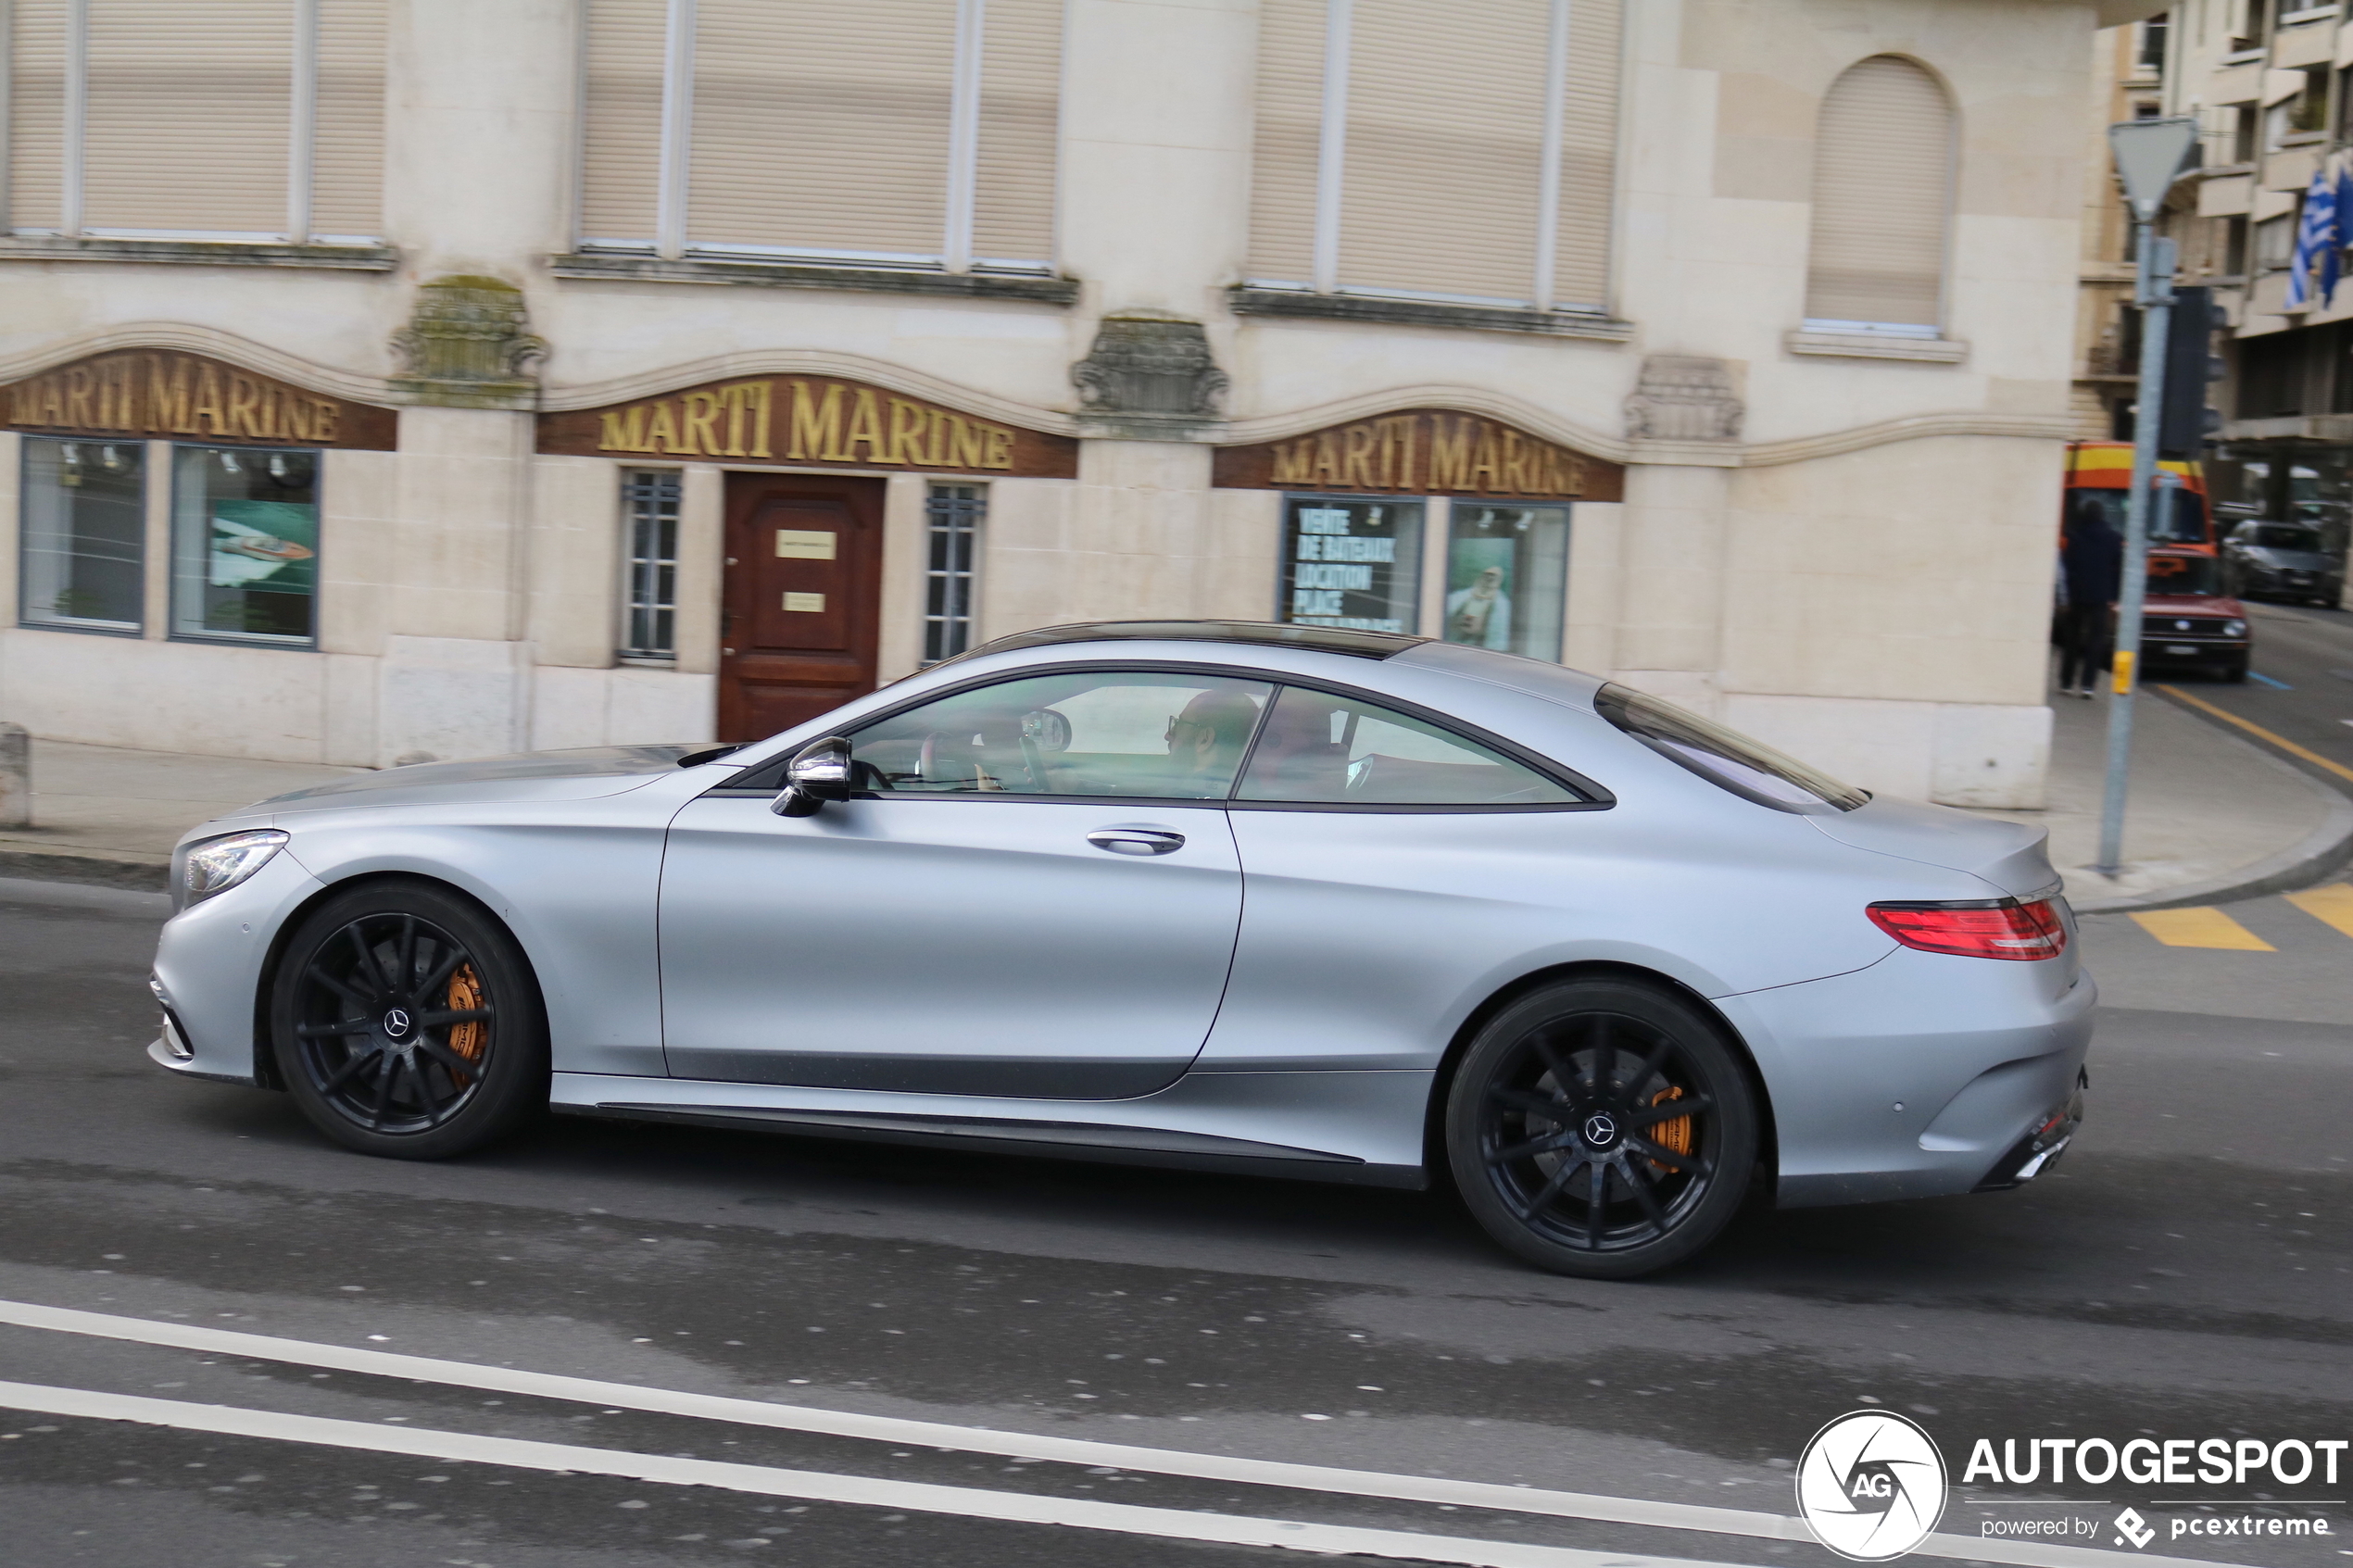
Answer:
2223;620;2247;637
181;829;288;902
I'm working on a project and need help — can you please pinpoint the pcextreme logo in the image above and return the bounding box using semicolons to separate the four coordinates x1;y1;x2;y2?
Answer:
1795;1410;1949;1562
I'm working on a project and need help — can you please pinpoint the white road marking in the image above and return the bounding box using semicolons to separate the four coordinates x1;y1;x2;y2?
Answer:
0;1298;2245;1568
0;1378;1737;1568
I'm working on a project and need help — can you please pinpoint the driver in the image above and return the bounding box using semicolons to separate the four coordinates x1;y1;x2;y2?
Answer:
1164;688;1262;789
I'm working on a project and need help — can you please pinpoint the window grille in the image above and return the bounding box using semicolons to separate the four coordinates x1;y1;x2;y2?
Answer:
924;483;981;664
621;470;681;659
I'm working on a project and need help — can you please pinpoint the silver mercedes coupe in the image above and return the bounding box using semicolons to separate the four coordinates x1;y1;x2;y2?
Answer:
149;621;2091;1278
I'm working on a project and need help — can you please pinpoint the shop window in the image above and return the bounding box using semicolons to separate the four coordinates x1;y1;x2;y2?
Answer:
579;0;1061;270
924;483;982;664
1245;0;1622;310
19;438;144;633
4;0;385;242
1443;504;1567;661
620;469;681;659
1277;495;1423;634
170;445;318;646
1804;56;1956;335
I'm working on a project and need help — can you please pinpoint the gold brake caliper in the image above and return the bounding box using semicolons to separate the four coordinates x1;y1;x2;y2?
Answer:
1649;1086;1692;1171
445;964;486;1082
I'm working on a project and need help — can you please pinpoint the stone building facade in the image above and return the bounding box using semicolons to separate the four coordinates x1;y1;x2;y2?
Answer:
0;0;2157;805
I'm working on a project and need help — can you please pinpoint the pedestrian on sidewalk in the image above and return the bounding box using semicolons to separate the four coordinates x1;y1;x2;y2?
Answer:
2057;495;2121;698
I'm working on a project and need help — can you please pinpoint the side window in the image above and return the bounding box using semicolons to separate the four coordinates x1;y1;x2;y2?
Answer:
1236;686;1581;808
849;671;1273;800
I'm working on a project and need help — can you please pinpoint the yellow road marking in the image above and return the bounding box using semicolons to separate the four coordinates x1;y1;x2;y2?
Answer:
2157;684;2353;785
2284;882;2353;940
2130;907;2275;949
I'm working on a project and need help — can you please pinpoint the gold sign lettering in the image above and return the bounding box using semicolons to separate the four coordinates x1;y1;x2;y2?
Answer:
566;374;1048;476
1227;409;1608;502
1;349;391;448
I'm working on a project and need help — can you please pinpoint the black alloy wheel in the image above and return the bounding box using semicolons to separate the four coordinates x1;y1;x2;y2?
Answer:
1445;978;1757;1279
271;881;548;1160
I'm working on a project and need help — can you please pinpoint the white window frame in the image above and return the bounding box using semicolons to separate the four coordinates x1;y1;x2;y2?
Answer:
1265;0;1579;310
923;482;983;664
14;0;370;244
619;468;684;662
590;0;1048;275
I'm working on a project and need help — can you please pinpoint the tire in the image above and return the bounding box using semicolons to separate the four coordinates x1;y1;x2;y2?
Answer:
2220;656;2248;684
269;880;549;1160
1444;978;1758;1279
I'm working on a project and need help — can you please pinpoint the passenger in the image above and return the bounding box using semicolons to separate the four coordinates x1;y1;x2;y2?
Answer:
1164;688;1262;790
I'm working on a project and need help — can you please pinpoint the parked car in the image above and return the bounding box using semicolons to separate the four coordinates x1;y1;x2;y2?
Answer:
147;621;2091;1280
2222;520;2345;607
2139;549;2251;683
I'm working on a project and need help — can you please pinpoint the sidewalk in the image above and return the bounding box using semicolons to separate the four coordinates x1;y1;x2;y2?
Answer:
1961;683;2353;912
0;696;2345;909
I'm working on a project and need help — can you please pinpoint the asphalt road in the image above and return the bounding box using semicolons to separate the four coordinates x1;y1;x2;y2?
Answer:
2158;596;2353;808
0;846;2346;1568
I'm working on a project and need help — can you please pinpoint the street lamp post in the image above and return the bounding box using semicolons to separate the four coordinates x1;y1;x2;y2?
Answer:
2095;117;2202;878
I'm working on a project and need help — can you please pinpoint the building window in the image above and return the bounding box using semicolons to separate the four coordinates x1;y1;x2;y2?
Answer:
2224;216;2250;278
4;0;386;242
1443;504;1568;661
170;445;319;645
620;469;681;659
1245;0;1623;311
923;483;981;663
19;437;145;633
2231;105;2259;165
579;0;1061;271
2256;211;2296;272
1277;495;1423;634
2266;67;2329;147
1803;55;1956;337
2135;15;2168;75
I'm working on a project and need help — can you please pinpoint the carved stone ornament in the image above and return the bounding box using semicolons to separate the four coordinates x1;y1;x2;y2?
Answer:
391;274;548;409
1071;314;1229;436
1623;354;1743;443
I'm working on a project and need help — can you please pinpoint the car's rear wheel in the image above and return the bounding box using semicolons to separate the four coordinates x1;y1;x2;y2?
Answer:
1444;978;1757;1279
270;881;548;1160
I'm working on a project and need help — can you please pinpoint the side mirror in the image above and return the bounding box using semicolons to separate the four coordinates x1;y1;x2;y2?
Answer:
771;735;854;818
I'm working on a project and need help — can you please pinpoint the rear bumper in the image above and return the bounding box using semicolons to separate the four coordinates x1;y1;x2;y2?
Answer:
1716;947;2095;1209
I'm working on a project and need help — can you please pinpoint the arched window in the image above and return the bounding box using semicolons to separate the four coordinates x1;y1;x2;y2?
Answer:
1804;56;1956;335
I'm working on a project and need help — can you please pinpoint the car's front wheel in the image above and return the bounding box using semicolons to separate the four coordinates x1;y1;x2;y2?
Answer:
1444;978;1758;1279
270;880;548;1160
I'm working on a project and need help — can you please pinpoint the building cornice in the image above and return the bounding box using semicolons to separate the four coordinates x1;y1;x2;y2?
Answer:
1743;412;2081;467
0;321;399;404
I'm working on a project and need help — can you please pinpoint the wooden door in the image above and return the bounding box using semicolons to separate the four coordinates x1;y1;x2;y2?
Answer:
718;474;885;742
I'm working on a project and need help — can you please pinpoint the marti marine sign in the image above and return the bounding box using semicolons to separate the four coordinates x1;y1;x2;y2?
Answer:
0;349;397;449
537;374;1081;479
1214;408;1626;502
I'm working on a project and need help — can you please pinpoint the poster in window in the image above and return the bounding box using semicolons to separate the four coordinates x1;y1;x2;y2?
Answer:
1278;497;1423;634
208;499;318;596
1445;505;1567;661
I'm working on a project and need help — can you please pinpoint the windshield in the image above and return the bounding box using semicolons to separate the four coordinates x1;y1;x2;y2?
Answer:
1594;684;1869;813
2145;554;2221;596
2244;523;2323;551
2070;485;2208;546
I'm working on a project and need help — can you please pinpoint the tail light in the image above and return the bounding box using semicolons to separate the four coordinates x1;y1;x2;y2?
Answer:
1867;897;2069;960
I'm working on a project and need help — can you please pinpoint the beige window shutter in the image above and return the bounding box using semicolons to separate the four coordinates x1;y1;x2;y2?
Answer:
1339;0;1551;303
310;0;386;241
84;0;292;234
6;0;69;232
1245;0;1326;284
689;0;956;257
1551;0;1621;310
972;0;1061;265
581;0;665;245
1804;55;1954;330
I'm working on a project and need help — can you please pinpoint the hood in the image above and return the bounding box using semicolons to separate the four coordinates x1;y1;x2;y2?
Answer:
2143;592;2242;615
260;744;703;812
2243;547;2334;571
1808;795;2058;899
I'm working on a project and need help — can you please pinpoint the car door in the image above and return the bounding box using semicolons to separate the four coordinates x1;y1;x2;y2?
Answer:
657;668;1274;1098
1198;682;1603;1073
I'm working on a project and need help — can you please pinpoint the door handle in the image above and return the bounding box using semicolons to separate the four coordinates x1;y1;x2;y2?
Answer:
1087;827;1186;857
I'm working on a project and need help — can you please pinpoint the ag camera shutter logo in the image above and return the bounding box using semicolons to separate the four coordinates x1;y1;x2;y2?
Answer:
1796;1410;1949;1562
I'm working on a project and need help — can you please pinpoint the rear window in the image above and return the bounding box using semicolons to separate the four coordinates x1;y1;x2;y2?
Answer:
1594;684;1869;813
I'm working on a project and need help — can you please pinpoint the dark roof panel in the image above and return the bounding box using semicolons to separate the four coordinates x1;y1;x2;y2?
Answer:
943;620;1428;665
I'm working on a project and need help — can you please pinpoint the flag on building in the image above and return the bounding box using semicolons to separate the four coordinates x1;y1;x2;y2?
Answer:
2286;151;2353;310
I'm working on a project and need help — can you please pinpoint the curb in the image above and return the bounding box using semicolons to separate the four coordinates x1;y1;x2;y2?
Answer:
0;847;170;893
2069;694;2353;915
